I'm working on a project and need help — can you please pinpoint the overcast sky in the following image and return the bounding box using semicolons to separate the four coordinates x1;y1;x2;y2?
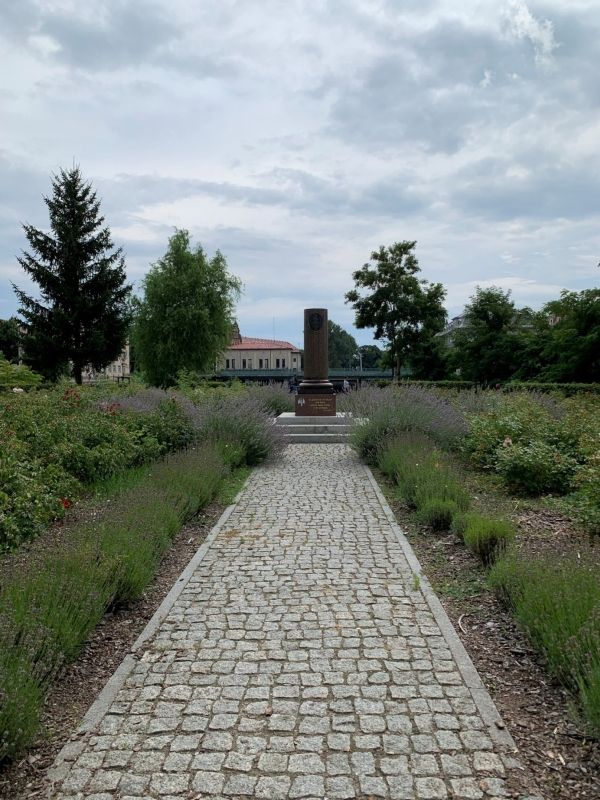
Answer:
1;0;599;348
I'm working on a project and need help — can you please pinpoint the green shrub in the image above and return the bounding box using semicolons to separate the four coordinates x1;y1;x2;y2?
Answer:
488;552;600;735
416;499;459;531
378;434;470;512
464;394;560;469
0;355;42;391
454;513;514;565
495;440;576;495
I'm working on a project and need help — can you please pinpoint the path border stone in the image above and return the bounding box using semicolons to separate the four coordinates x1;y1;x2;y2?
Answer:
362;464;517;753
48;452;525;796
47;480;251;788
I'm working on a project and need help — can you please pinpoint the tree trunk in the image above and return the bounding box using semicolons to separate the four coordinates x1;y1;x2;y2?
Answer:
395;352;402;383
73;362;83;385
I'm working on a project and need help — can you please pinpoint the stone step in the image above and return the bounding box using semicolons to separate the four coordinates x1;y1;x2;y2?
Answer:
284;432;352;444
277;424;352;435
275;412;353;427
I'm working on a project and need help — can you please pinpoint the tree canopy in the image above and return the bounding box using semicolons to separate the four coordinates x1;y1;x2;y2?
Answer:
328;320;358;369
358;344;383;370
537;289;600;382
13;167;131;383
449;287;530;383
345;242;446;378
132;229;241;387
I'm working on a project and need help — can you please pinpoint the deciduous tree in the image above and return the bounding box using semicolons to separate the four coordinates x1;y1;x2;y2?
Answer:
449;287;528;383
13;167;131;383
345;242;446;379
132;229;241;387
328;320;358;369
358;344;383;370
538;289;600;382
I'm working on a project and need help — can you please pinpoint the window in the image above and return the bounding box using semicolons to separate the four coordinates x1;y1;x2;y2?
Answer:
231;358;235;369
293;357;296;364
282;358;286;368
276;358;280;368
226;359;230;369
259;358;263;368
242;359;247;369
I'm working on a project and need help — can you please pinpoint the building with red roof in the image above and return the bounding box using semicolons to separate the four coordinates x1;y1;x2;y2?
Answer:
220;323;301;371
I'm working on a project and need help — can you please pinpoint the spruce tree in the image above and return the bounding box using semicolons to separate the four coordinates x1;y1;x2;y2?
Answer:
13;167;131;383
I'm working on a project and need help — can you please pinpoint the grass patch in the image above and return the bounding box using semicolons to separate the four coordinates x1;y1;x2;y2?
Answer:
433;574;486;601
90;463;153;499
217;465;252;506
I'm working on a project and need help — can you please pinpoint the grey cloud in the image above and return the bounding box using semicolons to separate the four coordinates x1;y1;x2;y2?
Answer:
450;155;600;220
0;0;237;78
40;1;177;70
324;14;593;153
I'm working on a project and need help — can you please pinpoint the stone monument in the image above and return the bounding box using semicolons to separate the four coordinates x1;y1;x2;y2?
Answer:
295;308;336;416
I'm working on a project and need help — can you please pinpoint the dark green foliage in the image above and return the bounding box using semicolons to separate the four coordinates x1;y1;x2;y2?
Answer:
495;441;576;495
328;320;358;369
345;242;447;379
416;499;459;531
453;513;514;565
449;287;531;383
0;386;197;549
503;381;600;396
538;289;600;382
0;319;20;363
358;344;383;369
132;230;241;387
13;167;131;384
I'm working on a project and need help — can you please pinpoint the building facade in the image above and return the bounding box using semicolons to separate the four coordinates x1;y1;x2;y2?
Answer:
219;327;301;372
82;342;131;382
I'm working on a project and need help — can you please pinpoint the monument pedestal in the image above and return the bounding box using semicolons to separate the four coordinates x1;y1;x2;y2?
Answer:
295;393;336;416
296;308;336;418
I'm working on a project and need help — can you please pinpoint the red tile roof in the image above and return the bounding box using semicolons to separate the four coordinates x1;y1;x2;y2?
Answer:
228;336;300;351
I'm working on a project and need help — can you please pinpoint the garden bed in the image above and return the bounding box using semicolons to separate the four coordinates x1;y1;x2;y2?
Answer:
381;476;600;800
0;467;248;799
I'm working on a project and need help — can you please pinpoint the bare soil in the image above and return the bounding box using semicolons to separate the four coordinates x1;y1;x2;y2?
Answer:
0;499;226;800
384;480;600;800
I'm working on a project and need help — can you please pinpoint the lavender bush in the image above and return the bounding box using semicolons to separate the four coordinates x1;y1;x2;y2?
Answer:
0;444;227;762
197;392;285;466
347;385;469;462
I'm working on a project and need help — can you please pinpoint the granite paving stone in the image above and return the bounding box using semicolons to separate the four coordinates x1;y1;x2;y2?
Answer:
49;444;539;799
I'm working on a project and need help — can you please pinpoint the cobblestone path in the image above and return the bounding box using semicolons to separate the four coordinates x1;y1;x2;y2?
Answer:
49;445;539;800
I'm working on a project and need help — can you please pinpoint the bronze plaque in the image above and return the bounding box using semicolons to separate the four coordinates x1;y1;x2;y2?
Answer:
295;394;336;416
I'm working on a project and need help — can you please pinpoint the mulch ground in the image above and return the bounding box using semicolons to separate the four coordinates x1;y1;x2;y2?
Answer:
0;499;226;800
386;487;600;800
